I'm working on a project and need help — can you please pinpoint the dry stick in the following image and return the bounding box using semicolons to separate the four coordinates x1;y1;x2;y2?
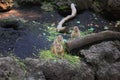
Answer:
57;3;77;32
66;31;120;51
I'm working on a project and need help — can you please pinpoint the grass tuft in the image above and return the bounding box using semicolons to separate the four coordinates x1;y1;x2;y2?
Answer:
39;50;80;65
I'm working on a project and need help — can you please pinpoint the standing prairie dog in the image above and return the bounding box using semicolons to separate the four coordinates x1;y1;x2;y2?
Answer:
71;26;80;39
51;35;65;55
56;35;64;45
115;21;120;27
54;42;64;55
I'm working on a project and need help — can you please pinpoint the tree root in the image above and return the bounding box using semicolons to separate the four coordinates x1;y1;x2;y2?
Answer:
57;3;77;33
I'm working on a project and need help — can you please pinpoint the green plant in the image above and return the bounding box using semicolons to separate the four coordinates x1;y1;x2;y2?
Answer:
39;50;57;60
41;1;54;11
0;18;14;22
63;53;80;65
11;56;27;77
39;50;80;65
59;5;69;10
43;23;60;41
81;28;94;37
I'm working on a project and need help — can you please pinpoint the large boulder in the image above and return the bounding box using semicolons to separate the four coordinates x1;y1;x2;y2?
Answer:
0;0;14;11
0;57;46;80
25;58;94;80
80;40;120;80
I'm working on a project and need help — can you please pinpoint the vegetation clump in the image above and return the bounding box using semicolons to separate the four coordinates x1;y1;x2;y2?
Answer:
41;1;54;11
39;50;80;65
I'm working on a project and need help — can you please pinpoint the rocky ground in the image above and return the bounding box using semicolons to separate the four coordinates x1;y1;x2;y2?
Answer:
0;40;120;80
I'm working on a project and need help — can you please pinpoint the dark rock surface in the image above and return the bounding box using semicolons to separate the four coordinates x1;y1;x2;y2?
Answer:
0;57;25;80
25;58;94;80
92;0;120;20
80;40;120;80
54;0;93;16
15;0;42;5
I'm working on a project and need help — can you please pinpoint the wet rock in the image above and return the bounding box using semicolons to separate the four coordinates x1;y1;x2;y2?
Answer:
0;0;13;11
80;40;120;80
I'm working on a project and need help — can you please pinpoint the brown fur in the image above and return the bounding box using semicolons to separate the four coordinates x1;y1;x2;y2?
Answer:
71;26;80;39
51;35;64;55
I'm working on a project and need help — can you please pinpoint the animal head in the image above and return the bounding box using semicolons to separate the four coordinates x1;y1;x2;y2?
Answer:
73;26;79;32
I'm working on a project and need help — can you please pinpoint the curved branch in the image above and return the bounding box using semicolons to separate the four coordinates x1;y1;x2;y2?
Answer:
66;31;120;51
57;3;77;32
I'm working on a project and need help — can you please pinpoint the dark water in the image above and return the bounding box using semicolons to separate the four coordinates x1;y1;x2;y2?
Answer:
0;6;116;58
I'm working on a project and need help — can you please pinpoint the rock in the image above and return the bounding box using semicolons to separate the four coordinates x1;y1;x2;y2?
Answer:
80;40;120;80
25;58;94;80
25;58;46;80
15;0;42;5
107;0;120;19
75;0;93;10
0;57;25;80
0;0;14;11
0;57;46;80
0;17;26;30
54;0;93;16
93;0;120;19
